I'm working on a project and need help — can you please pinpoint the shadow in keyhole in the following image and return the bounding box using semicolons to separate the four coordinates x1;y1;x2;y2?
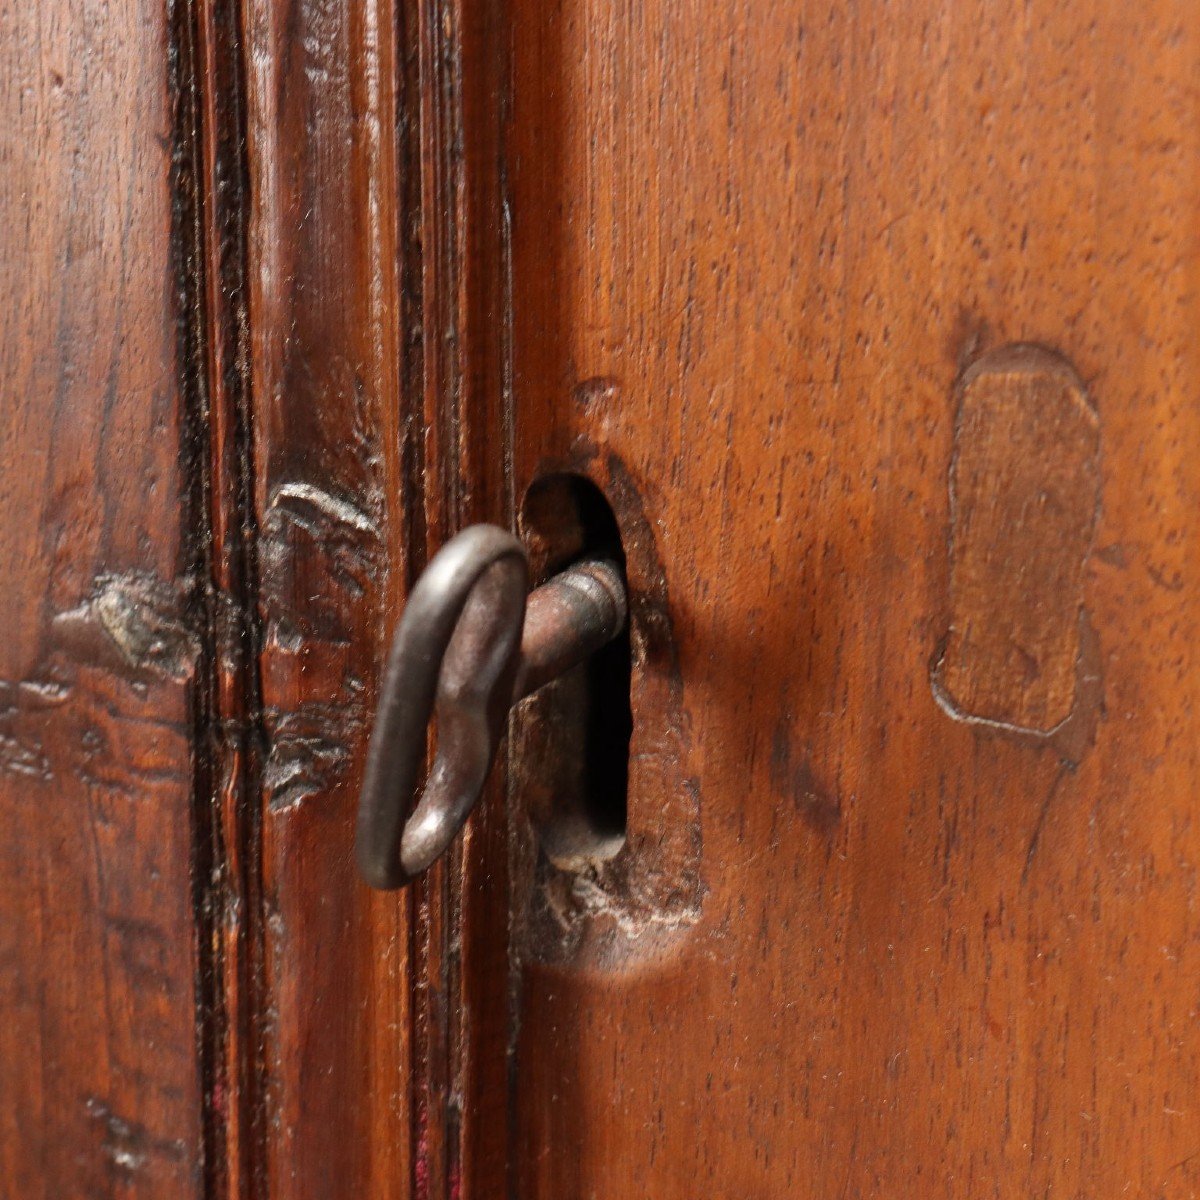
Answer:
504;0;603;1190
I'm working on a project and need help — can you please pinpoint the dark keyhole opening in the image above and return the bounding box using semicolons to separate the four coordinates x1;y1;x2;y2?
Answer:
520;473;631;862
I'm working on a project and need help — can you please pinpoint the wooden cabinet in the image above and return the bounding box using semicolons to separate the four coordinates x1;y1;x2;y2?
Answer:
3;0;1198;1195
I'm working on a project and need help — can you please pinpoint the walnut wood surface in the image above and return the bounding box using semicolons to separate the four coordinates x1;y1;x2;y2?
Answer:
504;0;1200;1195
239;0;414;1194
0;1;206;1194
6;0;1200;1195
3;0;425;1193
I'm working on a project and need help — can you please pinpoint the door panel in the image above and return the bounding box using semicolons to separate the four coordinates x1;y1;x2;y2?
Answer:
0;2;206;1194
507;0;1200;1194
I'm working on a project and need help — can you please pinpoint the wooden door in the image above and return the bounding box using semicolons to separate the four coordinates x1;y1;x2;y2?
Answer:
503;2;1200;1194
3;0;1199;1197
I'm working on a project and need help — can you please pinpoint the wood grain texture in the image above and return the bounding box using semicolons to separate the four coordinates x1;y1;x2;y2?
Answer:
503;0;1200;1195
934;345;1100;734
8;0;1199;1194
239;0;416;1193
0;0;206;1194
189;0;267;1191
405;0;514;1192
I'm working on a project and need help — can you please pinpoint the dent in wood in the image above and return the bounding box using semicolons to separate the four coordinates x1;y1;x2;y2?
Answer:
0;732;52;780
258;481;379;812
263;697;363;812
259;481;384;645
0;573;199;790
53;572;200;683
932;345;1100;738
260;482;381;598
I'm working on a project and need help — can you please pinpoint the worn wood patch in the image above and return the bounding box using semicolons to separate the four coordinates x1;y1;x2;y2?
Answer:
934;345;1100;733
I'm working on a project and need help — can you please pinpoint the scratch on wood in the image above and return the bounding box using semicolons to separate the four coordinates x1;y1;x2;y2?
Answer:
0;732;51;779
1021;768;1068;884
0;674;73;781
259;481;384;618
932;344;1101;739
85;1097;189;1176
269;481;379;536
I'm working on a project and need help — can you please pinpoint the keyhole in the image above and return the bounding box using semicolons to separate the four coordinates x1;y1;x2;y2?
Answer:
519;474;631;864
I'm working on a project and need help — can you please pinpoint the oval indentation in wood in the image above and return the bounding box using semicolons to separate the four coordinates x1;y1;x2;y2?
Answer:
933;345;1100;734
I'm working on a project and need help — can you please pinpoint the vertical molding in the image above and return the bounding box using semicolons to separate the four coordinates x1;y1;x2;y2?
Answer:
187;0;512;1189
182;0;266;1192
236;0;415;1193
411;0;513;1191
